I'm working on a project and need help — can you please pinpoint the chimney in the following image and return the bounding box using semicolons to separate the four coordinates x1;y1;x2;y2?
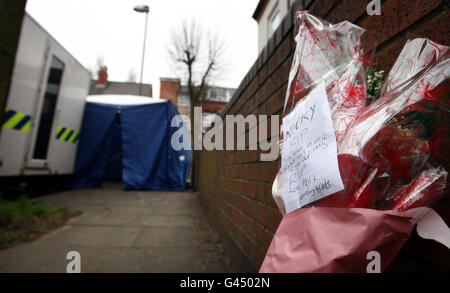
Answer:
96;66;108;85
159;78;180;106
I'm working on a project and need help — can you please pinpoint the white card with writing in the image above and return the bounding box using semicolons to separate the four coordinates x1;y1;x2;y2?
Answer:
281;81;344;213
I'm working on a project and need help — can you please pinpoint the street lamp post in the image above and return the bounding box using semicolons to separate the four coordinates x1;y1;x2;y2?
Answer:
134;5;149;96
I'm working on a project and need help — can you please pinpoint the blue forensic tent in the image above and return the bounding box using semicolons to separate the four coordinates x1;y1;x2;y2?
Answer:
70;95;191;191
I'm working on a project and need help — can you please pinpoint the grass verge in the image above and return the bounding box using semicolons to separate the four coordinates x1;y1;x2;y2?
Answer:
0;196;80;250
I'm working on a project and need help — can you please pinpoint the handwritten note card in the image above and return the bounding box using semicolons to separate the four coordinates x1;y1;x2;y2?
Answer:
282;82;343;213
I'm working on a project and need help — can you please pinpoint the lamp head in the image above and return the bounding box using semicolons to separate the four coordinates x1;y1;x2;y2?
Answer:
134;5;149;13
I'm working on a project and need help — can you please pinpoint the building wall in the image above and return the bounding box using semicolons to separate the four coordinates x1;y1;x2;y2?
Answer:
198;0;450;272
177;101;228;133
178;86;236;106
196;100;227;113
0;0;27;133
257;0;291;53
176;85;235;132
90;67;153;97
178;105;190;117
159;79;180;106
89;81;153;97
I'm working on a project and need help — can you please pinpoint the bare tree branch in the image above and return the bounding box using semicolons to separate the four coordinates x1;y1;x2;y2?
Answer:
167;19;227;189
168;19;226;105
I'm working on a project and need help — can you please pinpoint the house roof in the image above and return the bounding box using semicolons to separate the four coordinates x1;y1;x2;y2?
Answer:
160;77;181;83
252;0;268;21
86;95;165;105
179;85;236;94
89;80;153;97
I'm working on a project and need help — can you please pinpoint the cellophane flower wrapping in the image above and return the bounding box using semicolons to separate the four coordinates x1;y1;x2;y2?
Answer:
261;10;449;273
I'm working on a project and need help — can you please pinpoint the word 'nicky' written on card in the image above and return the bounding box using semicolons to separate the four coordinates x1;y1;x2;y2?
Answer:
281;82;343;213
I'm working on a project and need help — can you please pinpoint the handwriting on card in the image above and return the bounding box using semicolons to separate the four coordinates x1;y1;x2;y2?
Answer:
281;82;344;213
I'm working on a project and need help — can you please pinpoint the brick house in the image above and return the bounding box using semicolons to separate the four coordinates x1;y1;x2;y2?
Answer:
253;0;294;53
159;78;235;132
89;66;153;97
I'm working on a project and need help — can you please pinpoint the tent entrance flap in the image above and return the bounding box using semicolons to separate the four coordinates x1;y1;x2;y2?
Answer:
69;103;117;188
103;112;123;182
121;103;169;190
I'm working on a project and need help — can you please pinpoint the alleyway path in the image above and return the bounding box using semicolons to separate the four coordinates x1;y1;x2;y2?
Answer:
0;183;229;272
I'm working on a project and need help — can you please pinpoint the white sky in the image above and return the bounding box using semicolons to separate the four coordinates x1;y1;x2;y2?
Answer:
25;0;260;98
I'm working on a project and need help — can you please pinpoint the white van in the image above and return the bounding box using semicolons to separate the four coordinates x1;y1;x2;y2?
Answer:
0;13;89;178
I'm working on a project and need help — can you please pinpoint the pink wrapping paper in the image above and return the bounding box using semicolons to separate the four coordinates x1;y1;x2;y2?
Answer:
259;207;414;273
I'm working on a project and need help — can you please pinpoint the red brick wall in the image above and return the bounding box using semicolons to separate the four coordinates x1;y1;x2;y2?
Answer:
195;100;227;112
197;0;450;272
159;79;180;106
96;66;108;85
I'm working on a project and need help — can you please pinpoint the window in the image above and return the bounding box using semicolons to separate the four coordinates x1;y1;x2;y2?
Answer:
210;90;217;100
178;95;190;106
268;3;281;37
33;56;64;160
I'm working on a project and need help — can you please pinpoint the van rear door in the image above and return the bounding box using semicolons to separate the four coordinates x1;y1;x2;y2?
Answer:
27;53;65;168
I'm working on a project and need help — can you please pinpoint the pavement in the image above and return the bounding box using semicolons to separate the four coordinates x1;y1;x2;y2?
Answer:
0;183;230;273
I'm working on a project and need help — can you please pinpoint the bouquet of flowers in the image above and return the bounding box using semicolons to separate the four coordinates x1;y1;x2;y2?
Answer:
261;10;449;273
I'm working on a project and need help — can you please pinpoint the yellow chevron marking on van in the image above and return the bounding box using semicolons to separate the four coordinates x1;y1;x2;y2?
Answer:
3;108;31;133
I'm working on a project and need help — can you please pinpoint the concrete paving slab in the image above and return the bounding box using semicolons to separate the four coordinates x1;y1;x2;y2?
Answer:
0;231;105;273
133;227;197;248
138;247;206;273
150;200;204;216
138;215;196;228
93;247;206;273
47;225;142;247
0;186;230;273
